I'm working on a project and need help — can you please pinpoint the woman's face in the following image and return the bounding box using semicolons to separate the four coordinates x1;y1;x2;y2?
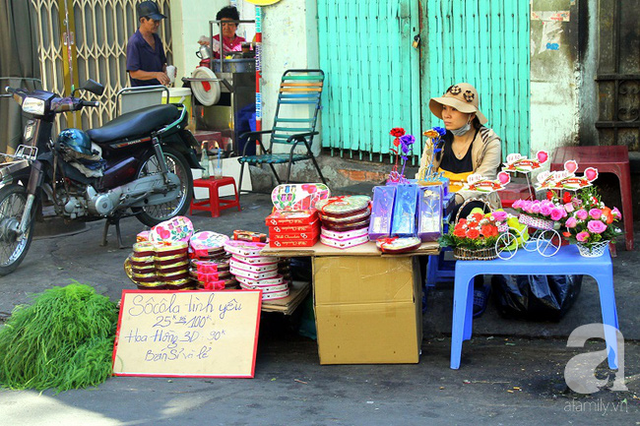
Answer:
441;105;474;131
221;18;238;39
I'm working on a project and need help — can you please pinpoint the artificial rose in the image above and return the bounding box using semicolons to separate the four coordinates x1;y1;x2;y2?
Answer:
576;231;590;242
471;213;484;222
540;205;553;217
564;202;574;213
612;207;622;219
458;218;467;226
601;207;614;224
531;203;541;214
576;209;588;220
589;208;602;220
521;200;533;212
466;228;480;239
512;199;523;209
492;210;508;222
550;207;565;221
481;225;498;237
453;227;467;238
563;192;572;204
390;127;405;137
546;191;554;201
563;231;572;238
423;129;439;138
587;220;607;234
565;217;577;228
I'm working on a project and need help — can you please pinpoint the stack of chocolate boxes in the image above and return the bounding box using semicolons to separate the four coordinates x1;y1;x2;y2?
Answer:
225;240;289;301
188;231;237;290
266;209;320;248
129;240;192;290
315;195;371;249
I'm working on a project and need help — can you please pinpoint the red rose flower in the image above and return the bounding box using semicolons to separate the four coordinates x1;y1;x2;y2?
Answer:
563;192;572;204
481;225;498;237
466;228;480;239
563;231;571;237
390;127;405;137
546;191;554;201
471;213;484;222
453;228;467;238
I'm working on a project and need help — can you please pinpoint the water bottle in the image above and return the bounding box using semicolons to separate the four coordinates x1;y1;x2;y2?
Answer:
201;144;210;179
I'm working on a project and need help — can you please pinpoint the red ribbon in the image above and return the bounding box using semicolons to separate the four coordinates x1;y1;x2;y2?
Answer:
320;196;346;215
378;236;398;245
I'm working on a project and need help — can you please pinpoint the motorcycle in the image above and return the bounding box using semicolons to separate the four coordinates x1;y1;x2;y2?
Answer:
0;79;201;275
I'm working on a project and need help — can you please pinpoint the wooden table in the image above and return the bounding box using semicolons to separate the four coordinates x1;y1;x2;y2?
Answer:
551;145;634;251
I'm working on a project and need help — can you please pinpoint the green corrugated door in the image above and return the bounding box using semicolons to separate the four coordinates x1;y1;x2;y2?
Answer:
317;0;529;160
423;0;530;154
317;0;421;161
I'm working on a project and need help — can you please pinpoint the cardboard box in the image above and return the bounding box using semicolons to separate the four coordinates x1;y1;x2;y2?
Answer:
313;255;422;364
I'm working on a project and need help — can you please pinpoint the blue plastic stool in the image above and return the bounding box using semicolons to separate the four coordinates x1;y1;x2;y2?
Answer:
426;248;456;288
450;244;619;369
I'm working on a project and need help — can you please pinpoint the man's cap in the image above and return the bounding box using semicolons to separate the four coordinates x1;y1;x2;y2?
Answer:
137;1;166;20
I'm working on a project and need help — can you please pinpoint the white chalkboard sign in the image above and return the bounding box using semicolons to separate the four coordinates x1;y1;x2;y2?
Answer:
112;290;262;378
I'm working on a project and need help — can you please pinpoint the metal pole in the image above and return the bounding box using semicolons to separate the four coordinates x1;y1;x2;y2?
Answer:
255;6;262;154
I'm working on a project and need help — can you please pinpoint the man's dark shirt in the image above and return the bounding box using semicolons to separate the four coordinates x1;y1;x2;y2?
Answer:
126;30;166;87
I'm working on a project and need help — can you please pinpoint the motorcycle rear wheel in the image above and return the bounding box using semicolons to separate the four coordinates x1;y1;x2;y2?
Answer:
134;147;193;226
0;184;34;276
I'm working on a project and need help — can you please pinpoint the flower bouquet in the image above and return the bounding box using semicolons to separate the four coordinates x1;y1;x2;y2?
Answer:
562;187;622;257
439;198;509;260
387;127;416;185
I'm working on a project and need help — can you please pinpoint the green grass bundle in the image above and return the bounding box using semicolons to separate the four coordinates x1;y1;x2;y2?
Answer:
0;282;118;392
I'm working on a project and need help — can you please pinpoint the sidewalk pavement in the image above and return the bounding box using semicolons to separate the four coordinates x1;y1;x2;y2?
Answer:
0;192;638;425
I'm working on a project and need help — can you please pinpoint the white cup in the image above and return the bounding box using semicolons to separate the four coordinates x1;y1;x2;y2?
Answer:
166;65;176;85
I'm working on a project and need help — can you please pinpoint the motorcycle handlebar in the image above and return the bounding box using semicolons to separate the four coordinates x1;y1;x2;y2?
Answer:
80;100;100;108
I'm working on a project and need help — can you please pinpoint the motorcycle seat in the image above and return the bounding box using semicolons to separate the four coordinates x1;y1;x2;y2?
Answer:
87;104;181;144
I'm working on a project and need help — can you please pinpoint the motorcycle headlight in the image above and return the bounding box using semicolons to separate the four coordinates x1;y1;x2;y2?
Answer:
23;120;36;142
22;97;46;115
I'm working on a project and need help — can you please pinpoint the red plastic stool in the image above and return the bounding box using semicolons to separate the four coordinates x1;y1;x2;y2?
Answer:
190;176;241;218
499;183;535;208
551;146;634;251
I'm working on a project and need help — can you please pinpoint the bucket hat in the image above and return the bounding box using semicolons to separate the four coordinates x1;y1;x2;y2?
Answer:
429;82;487;124
137;1;167;20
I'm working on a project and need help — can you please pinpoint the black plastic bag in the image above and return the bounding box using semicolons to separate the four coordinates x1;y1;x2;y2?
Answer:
491;274;583;321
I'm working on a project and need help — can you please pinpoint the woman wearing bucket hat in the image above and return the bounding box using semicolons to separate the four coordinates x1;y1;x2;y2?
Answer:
417;82;501;317
417;82;502;207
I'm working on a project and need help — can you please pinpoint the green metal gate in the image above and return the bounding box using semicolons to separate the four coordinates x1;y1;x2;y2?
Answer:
317;0;421;161
317;0;530;160
423;0;530;155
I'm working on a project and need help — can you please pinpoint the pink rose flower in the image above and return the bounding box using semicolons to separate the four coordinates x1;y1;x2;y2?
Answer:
589;208;603;220
521;200;532;212
531;203;541;214
576;209;588;220
512;199;522;209
587;220;607;234
550;207;565;221
493;211;508;221
612;207;621;219
540;205;553;216
564;203;574;213
565;217;577;228
576;231;590;242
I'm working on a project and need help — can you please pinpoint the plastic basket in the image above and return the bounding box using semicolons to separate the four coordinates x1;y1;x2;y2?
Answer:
576;241;609;257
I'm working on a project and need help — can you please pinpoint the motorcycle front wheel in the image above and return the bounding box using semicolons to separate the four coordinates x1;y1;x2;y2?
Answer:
134;147;193;226
0;184;34;276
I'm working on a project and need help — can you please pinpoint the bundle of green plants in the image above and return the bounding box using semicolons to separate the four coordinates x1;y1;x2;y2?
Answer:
0;282;118;392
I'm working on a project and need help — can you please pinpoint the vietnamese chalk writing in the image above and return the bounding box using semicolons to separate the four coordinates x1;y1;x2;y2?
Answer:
128;294;180;316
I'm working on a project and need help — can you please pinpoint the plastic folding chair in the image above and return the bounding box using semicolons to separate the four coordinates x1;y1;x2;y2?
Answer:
237;69;327;193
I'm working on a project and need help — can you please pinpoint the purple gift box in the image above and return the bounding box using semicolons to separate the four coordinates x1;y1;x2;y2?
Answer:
368;186;396;240
391;184;419;237
418;184;443;242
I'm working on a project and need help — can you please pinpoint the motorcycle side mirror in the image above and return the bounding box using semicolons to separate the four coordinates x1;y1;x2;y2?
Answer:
79;79;105;96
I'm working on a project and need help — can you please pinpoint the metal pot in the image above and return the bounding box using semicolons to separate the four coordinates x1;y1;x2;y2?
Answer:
196;45;212;60
211;58;255;74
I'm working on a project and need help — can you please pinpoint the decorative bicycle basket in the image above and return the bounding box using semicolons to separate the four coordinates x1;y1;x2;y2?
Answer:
448;197;501;261
518;213;555;231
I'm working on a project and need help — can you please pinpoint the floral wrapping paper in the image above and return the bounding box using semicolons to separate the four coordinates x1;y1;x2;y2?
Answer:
149;216;194;243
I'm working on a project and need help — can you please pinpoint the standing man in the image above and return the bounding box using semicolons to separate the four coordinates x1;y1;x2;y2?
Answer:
126;1;169;87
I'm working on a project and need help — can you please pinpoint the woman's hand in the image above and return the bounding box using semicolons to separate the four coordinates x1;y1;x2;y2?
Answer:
198;35;210;47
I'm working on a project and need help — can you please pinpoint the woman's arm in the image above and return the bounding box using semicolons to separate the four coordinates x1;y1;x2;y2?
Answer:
474;138;501;180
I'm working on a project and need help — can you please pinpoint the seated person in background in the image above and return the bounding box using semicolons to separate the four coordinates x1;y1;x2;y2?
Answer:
198;6;246;59
416;82;502;318
126;1;170;87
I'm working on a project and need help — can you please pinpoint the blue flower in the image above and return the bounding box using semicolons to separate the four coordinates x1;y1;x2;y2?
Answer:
399;134;416;146
434;126;446;136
